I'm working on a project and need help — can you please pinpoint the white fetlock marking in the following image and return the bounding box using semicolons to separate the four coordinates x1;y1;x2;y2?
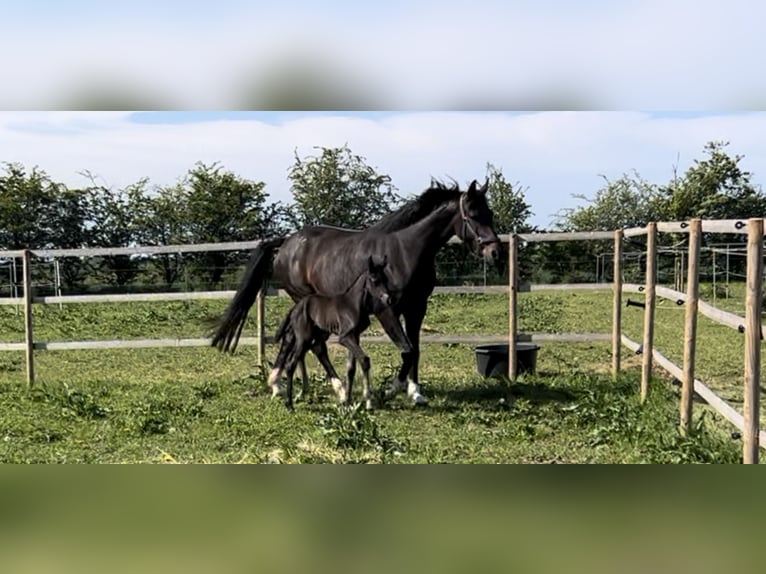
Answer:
330;377;347;403
268;367;285;398
267;367;281;387
407;381;428;405
365;398;375;411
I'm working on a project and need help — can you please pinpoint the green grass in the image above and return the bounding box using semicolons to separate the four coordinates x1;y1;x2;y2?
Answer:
0;291;751;463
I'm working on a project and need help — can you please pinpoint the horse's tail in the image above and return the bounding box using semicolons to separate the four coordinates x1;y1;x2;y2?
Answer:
211;237;285;354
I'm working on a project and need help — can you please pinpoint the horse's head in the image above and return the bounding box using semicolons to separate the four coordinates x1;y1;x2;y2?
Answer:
454;179;503;272
365;254;394;312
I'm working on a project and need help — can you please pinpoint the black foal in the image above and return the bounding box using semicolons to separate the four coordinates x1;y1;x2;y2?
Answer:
270;254;413;411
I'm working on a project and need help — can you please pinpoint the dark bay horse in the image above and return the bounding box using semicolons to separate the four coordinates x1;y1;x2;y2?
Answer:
273;254;412;411
212;180;502;405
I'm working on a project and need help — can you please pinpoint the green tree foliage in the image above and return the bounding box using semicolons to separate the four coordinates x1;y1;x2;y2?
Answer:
552;141;766;283
183;162;284;286
0;163;61;250
658;141;766;221
137;183;190;288
561;142;766;233
485;163;533;234
86;176;149;287
50;186;94;289
559;171;663;232
287;145;402;229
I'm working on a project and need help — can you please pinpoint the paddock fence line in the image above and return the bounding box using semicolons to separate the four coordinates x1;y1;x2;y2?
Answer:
2;218;764;462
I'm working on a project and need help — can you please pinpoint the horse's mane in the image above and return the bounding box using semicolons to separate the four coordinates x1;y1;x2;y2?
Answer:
370;180;462;233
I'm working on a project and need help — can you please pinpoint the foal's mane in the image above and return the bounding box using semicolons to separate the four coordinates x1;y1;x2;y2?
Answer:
370;180;462;233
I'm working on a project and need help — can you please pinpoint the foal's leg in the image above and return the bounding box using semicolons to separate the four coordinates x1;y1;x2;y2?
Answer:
295;357;310;402
268;335;294;399
345;349;357;395
285;341;311;411
310;339;346;403
284;354;300;412
339;335;374;410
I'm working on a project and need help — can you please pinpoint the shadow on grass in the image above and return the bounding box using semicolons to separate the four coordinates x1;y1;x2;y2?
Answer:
429;376;578;409
421;370;646;414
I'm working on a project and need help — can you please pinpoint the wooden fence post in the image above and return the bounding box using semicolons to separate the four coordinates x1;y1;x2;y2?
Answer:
681;219;701;435
256;287;265;368
22;250;35;387
641;222;657;402
612;230;623;380
508;234;518;382
743;218;763;464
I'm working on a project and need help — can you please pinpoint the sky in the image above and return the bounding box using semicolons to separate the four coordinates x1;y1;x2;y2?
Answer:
1;2;765;228
1;110;765;228
1;1;764;110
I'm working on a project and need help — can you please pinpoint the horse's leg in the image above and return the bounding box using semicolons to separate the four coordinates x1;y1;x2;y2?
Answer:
339;335;373;410
268;337;292;399
345;349;357;401
401;304;428;405
285;340;311;411
295;357;310;402
381;308;425;405
284;353;298;412
310;339;346;403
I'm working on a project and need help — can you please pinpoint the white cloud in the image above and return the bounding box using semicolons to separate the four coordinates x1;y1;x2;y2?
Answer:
1;111;766;227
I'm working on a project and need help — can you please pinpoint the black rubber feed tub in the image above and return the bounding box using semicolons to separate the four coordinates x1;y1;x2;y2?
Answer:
475;343;540;378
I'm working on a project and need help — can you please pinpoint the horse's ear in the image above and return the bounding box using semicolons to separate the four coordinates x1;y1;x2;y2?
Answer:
479;177;489;195
368;254;375;272
467;179;479;196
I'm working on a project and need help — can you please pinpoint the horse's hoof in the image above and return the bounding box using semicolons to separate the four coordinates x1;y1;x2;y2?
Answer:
384;379;406;399
364;397;377;411
406;382;428;405
270;385;285;399
409;392;429;406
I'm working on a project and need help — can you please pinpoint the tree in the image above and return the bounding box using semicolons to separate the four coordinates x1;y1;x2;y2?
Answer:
559;171;663;232
0;163;61;250
138;183;191;289
183;162;279;286
287;145;402;229
659;141;766;221
50;186;94;290
485;162;533;234
86;176;148;287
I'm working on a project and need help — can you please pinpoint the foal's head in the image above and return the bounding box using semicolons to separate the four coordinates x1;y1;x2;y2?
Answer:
362;254;394;314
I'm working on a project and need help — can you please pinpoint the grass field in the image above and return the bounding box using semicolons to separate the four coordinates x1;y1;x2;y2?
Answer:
0;287;755;463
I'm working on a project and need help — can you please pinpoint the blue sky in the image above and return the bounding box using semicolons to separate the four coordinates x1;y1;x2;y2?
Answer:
2;111;766;228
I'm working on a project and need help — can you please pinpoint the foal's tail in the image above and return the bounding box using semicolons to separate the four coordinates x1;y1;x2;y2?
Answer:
211;237;285;354
275;308;293;344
